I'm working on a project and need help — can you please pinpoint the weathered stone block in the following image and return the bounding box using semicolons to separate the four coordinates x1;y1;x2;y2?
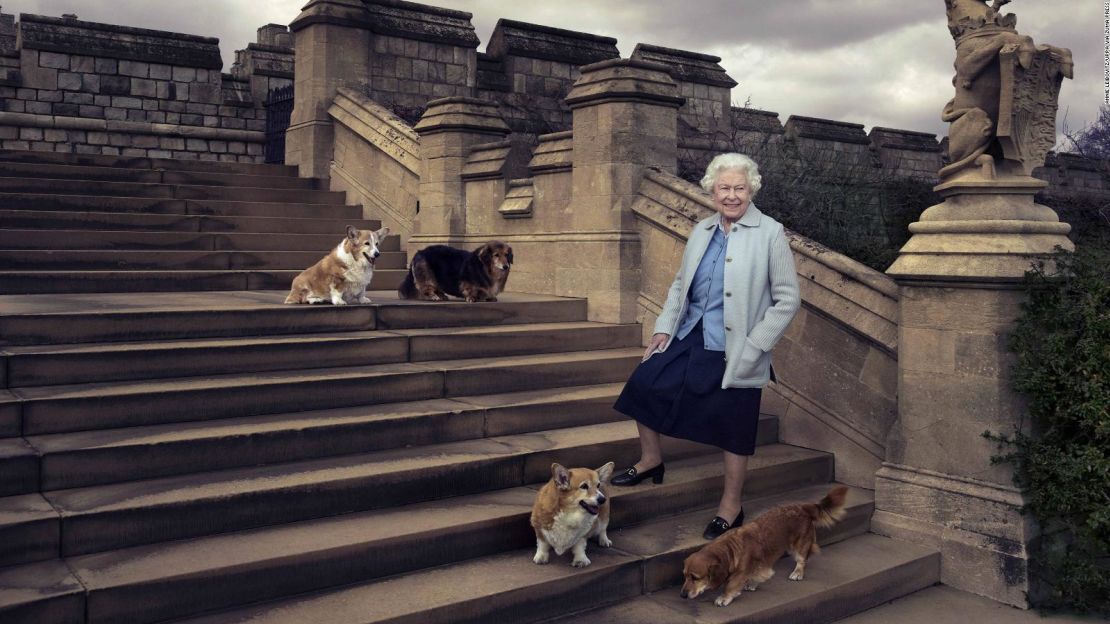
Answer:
21;51;58;90
149;64;172;80
126;109;145;122
112;96;143;109
52;102;78;116
108;132;130;146
100;75;131;96
145;111;165;123
0;127;17;139
171;66;196;82
40;51;71;69
104;107;127;121
69;55;94;73
60;93;91;106
19;127;44;141
142;99;159;111
119;60;150;78
82;74;101;93
186;138;207;151
121;147;145;157
95;58;118;74
180;113;203;125
87;131;109;145
79;105;105;119
37;89;63;102
3;139;31;150
159;136;185;150
131;78;157;97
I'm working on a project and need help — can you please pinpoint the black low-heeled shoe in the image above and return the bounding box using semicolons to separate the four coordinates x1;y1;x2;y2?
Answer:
610;463;665;486
702;507;745;540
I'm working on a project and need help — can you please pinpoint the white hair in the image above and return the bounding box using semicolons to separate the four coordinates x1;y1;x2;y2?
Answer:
700;153;762;196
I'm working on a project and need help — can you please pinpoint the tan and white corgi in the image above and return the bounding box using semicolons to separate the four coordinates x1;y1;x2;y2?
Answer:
285;225;390;305
530;462;614;568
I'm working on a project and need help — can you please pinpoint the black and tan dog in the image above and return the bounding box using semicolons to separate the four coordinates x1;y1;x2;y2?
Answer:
398;241;513;302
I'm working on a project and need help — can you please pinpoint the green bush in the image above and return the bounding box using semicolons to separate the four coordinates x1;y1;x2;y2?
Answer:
988;245;1110;615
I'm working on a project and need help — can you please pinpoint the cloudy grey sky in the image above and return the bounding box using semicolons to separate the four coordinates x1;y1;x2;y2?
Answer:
4;0;1102;143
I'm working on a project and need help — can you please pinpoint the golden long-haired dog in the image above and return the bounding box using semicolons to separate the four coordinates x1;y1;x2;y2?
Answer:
681;486;848;607
397;241;512;302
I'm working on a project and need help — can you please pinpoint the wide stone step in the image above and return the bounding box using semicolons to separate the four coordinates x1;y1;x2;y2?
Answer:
169;492;906;624
11;348;643;435
0;291;588;346
26;383;648;490
0;177;347;204
0;209;382;235
32;457;838;624
0;193;363;219
0;229;398;252
541;535;938;624
37;420;748;557
0;249;408;271
0;267;406;294
0;493;57;567
0;161;325;190
0;439;37;497
0;149;297;176
4;322;640;387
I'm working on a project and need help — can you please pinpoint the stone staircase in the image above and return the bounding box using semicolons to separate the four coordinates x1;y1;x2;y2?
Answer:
0;150;939;623
0;150;406;294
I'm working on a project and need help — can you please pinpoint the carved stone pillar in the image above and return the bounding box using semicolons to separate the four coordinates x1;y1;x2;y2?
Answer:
879;33;1074;606
286;0;371;178
564;59;683;323
410;97;510;254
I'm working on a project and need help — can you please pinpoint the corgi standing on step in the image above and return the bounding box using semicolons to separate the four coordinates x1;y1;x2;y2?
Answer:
285;225;389;305
530;462;614;568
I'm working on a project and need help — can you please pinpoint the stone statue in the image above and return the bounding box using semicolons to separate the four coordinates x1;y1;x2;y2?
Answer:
940;0;1073;181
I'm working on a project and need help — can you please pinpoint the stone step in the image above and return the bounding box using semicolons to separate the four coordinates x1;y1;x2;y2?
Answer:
27;383;648;489
38;420;756;557
34;457;837;624
0;267;407;294
4;322;638;387
0;249;408;271
0;209;382;235
0;149;298;176
0;177;347;205
0;493;57;567
0;193;363;219
540;535;938;624
0;161;325;190
0;439;37;497
11;348;644;435
169;494;911;624
0;229;398;252
0;559;84;624
0;291;588;346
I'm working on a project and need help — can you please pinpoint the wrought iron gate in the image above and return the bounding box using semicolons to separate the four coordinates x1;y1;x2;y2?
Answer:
263;85;294;164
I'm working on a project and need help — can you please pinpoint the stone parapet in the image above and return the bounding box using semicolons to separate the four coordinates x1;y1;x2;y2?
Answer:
785;115;871;145
0;11;16;56
631;44;736;88
17;14;222;68
732;107;785;134
486;19;618;66
361;0;479;48
461;138;530;181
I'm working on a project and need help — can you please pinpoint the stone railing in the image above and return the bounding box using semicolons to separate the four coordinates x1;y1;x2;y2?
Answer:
327;86;421;243
631;168;899;488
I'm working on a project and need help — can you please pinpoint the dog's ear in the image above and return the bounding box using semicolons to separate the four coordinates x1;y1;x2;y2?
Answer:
376;226;390;240
506;245;514;265
551;463;570;490
596;461;614;484
345;225;358;241
478;244;493;263
707;561;727;588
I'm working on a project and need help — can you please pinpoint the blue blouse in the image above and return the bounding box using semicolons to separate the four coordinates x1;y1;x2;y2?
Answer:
675;221;729;351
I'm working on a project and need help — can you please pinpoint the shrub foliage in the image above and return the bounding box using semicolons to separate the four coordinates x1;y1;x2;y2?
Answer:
989;245;1110;614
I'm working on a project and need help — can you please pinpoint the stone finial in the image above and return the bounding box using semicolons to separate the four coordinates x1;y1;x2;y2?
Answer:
565;58;684;110
940;0;1073;182
413;97;511;137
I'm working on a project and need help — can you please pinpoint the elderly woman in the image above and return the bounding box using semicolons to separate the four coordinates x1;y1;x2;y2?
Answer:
612;153;800;540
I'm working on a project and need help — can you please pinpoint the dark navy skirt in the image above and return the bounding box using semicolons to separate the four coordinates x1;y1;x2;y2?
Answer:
613;324;762;456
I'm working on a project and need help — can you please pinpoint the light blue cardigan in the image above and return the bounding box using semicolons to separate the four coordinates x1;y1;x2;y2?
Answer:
652;204;801;388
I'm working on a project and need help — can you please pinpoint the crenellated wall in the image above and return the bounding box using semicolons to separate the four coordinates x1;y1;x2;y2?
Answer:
0;12;292;162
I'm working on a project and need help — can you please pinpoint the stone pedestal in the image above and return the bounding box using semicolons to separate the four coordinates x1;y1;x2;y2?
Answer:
410;97;510;253
880;175;1073;607
287;0;371;178
564;59;683;323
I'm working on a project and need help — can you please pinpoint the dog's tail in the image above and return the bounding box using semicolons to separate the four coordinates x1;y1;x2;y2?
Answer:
397;268;418;300
807;485;849;529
